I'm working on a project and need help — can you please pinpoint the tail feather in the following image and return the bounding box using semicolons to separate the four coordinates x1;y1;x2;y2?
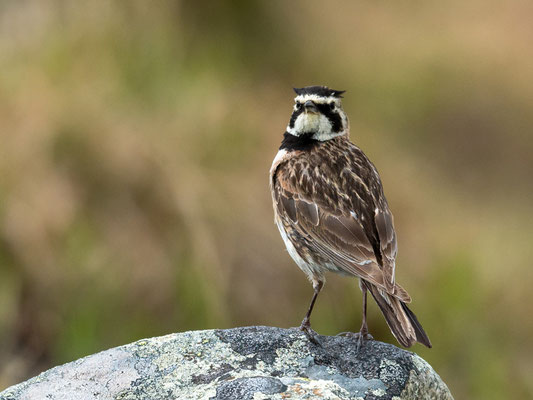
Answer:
364;281;431;348
401;302;432;348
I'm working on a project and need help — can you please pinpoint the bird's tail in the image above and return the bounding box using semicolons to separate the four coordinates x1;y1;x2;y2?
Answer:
363;281;432;348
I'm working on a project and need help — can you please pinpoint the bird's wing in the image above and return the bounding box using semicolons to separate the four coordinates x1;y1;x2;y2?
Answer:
274;170;410;302
374;207;398;290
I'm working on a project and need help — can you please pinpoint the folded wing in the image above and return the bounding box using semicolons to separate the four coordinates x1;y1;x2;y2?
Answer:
274;177;410;302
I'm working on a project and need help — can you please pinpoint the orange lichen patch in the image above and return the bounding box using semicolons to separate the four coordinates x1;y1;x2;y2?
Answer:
292;384;304;395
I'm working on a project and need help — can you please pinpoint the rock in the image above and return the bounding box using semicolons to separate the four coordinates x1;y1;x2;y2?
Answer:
0;326;453;400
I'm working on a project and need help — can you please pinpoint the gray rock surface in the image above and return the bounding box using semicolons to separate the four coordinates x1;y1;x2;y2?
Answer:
0;326;453;400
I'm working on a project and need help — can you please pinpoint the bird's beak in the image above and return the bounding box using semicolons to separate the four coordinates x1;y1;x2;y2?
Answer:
304;100;319;113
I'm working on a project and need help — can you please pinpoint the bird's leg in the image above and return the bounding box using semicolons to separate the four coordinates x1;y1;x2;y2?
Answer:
299;279;323;344
355;283;373;350
336;281;374;350
359;283;369;336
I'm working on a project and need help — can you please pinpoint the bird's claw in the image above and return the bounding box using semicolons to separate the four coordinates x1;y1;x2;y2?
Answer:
337;331;374;351
299;319;322;346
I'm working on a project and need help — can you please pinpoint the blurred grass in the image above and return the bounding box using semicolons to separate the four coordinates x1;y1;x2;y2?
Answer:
1;1;532;398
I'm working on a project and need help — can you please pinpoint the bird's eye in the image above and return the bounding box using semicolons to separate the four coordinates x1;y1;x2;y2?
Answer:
295;102;303;109
329;102;335;110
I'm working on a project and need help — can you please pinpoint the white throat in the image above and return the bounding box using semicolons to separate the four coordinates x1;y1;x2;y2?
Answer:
286;112;345;141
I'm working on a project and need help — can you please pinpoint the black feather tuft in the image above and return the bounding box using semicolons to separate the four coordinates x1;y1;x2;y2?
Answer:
293;86;345;98
279;132;319;151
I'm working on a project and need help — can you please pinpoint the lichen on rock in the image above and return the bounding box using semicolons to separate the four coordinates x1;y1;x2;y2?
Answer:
0;326;453;400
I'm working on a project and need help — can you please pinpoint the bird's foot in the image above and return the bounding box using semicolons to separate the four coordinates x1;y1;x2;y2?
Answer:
299;318;321;346
336;330;374;352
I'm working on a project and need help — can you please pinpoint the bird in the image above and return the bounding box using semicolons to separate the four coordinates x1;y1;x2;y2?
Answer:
269;85;431;348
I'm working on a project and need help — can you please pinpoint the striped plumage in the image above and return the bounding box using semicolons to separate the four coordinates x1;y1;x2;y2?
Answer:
270;86;431;348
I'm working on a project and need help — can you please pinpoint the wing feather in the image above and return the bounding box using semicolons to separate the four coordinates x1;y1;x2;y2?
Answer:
375;208;398;290
296;199;319;226
275;180;410;302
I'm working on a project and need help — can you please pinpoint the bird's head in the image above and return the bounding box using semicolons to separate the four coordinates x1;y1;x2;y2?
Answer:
286;86;349;141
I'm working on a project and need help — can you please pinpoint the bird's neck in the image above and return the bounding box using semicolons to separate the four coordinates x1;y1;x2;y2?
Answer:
279;131;320;151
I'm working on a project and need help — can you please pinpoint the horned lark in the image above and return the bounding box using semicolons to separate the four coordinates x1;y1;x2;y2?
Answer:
270;86;431;348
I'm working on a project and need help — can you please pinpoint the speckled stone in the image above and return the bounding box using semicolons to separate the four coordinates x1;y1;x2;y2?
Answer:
0;326;453;400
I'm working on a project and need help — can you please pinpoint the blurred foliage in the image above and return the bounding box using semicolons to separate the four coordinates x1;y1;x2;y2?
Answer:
1;1;532;398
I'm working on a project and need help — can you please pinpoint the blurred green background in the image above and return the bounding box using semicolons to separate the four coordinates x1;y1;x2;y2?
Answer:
1;1;532;398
